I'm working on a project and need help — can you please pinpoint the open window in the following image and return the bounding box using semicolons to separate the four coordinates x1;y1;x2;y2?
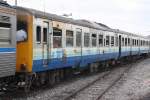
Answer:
84;33;90;47
53;27;62;48
92;34;97;47
66;30;74;47
17;20;27;42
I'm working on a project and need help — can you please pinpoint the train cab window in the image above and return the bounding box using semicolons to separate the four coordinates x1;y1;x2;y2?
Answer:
122;37;124;46
92;34;97;47
0;22;11;45
36;26;41;42
53;28;62;48
125;38;127;46
84;33;90;47
66;30;74;47
99;35;103;47
17;21;27;42
106;36;110;46
111;36;114;46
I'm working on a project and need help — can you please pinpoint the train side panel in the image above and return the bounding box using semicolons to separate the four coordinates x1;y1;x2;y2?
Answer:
0;5;16;78
16;10;33;73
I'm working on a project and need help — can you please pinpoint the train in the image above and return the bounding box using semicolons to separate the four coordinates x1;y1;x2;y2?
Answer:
0;1;150;91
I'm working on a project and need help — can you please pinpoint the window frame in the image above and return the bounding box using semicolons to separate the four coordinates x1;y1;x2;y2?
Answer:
99;34;103;47
91;33;97;47
111;36;114;46
106;35;110;46
66;30;74;47
84;33;90;47
53;27;62;48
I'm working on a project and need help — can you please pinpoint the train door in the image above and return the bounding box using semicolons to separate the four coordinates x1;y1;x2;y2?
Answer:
119;35;122;58
42;22;50;65
76;28;82;64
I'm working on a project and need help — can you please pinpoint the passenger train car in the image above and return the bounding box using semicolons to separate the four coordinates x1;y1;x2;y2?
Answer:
0;1;16;82
15;6;150;88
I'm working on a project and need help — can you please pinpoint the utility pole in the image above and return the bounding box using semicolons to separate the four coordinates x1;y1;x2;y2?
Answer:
15;0;17;6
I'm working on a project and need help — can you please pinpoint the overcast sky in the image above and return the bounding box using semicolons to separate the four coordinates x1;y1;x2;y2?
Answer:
6;0;150;36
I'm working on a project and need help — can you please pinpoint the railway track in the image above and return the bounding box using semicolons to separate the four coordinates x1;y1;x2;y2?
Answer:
63;62;134;100
0;57;145;100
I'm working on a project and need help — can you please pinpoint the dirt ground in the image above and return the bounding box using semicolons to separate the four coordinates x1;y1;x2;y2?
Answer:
101;58;150;100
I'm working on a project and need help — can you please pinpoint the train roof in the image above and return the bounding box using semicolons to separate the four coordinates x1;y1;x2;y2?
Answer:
15;6;149;40
15;6;111;31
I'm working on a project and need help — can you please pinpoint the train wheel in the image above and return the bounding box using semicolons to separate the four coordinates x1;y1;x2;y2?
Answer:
24;74;32;92
48;71;56;86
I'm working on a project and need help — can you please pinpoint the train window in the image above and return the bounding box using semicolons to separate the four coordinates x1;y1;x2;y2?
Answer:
122;37;124;46
53;28;62;48
104;38;106;46
128;38;130;46
134;39;135;46
111;36;114;46
76;31;82;47
66;30;74;47
92;34;97;47
0;22;11;45
136;40;137;46
142;40;144;46
99;35;103;47
17;21;28;42
137;40;139;46
125;38;127;46
36;26;41;42
84;33;90;47
147;41;148;46
135;39;136;46
115;36;118;46
43;28;47;43
106;36;110;46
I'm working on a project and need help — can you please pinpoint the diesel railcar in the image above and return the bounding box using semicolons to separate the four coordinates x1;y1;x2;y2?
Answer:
0;1;16;85
14;6;150;90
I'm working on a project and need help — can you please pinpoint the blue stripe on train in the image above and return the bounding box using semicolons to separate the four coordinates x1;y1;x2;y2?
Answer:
32;52;130;72
32;50;150;72
0;48;16;52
